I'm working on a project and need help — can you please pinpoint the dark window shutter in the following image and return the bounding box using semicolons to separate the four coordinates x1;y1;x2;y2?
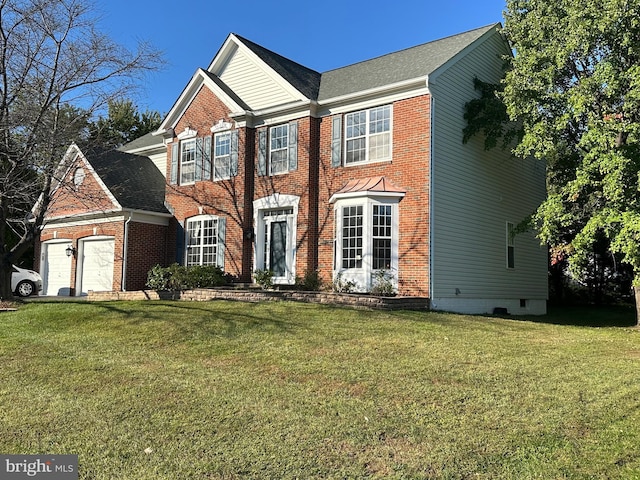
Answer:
288;121;298;171
331;115;342;167
230;130;239;177
176;220;185;264
216;217;226;268
195;137;203;182
203;136;212;181
257;129;267;176
170;142;179;184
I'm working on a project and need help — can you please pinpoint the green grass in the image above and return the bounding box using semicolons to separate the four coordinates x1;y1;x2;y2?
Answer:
1;300;640;479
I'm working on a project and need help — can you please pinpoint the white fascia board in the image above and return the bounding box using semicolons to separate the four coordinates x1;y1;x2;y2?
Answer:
157;69;246;135
42;209;124;228
46;144;122;215
329;190;406;204
237;102;314;128
123;143;165;156
125;209;172;225
428;25;502;86
210;34;310;103
317;77;429;117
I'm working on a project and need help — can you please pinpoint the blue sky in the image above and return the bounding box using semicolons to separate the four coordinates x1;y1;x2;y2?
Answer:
95;0;507;115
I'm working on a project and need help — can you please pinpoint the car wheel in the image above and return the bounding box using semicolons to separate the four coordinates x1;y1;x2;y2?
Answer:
15;280;35;297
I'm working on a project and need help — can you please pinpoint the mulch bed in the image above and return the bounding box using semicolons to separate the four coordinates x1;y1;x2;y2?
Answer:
0;300;18;310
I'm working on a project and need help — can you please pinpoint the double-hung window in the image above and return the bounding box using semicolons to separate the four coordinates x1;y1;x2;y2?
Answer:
185;215;226;267
257;121;298;176
270;124;289;175
214;132;231;181
180;139;197;184
342;206;363;269
372;205;392;270
345;105;391;165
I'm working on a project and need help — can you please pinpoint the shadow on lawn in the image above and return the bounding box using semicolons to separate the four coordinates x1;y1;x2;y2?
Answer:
521;304;637;328
92;299;302;337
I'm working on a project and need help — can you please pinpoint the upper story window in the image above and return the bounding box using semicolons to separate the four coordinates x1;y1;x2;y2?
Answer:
170;127;238;186
180;139;197;184
214;132;232;181
257;121;298;177
270;124;289;175
345;105;392;165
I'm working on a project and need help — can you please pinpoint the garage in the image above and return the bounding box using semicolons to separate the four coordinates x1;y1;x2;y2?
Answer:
42;240;73;296
78;237;115;295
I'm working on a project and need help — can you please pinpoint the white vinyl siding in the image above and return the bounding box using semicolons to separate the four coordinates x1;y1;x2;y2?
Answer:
217;46;298;111
429;30;548;303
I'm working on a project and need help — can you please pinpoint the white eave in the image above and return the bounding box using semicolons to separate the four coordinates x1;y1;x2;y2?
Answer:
156;68;248;136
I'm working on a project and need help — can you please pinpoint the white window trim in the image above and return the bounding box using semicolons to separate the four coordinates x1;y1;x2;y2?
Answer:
344;105;392;166
269;124;289;176
180;138;197;185
185;215;222;267
253;194;300;285
332;195;402;292
213;132;232;181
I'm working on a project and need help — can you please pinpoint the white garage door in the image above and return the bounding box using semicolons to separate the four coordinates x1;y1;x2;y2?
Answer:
43;241;73;296
79;237;115;295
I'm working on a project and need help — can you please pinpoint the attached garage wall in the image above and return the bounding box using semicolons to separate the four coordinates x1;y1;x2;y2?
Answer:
41;240;73;296
37;215;170;295
78;236;115;295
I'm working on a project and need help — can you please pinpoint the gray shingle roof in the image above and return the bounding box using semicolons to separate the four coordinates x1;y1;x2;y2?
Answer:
318;24;499;101
230;24;499;103
119;132;163;152
88;150;168;214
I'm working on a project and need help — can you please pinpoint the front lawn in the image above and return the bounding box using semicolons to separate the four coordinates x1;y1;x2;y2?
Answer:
1;301;639;478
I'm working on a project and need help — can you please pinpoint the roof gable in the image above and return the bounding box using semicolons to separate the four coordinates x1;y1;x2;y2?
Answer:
208;34;317;110
157;68;248;134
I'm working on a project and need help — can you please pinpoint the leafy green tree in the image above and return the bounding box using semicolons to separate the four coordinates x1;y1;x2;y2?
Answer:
0;0;162;299
501;0;640;321
86;99;162;150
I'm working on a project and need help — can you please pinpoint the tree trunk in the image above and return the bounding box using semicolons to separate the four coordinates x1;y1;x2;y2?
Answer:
635;285;640;327
0;263;14;300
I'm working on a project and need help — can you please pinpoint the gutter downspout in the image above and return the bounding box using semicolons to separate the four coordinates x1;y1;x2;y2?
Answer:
122;212;132;291
427;76;435;307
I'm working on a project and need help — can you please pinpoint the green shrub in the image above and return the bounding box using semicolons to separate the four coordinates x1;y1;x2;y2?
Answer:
146;264;229;291
253;269;274;290
331;273;356;293
295;270;322;291
370;269;396;296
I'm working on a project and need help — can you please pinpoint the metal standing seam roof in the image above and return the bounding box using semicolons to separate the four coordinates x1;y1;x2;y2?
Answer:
333;176;406;196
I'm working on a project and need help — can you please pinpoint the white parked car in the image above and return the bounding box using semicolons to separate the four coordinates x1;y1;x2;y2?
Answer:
11;265;43;297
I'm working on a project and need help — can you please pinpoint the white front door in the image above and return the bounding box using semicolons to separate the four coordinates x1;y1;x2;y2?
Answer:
42;241;72;296
79;237;115;295
253;195;300;285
